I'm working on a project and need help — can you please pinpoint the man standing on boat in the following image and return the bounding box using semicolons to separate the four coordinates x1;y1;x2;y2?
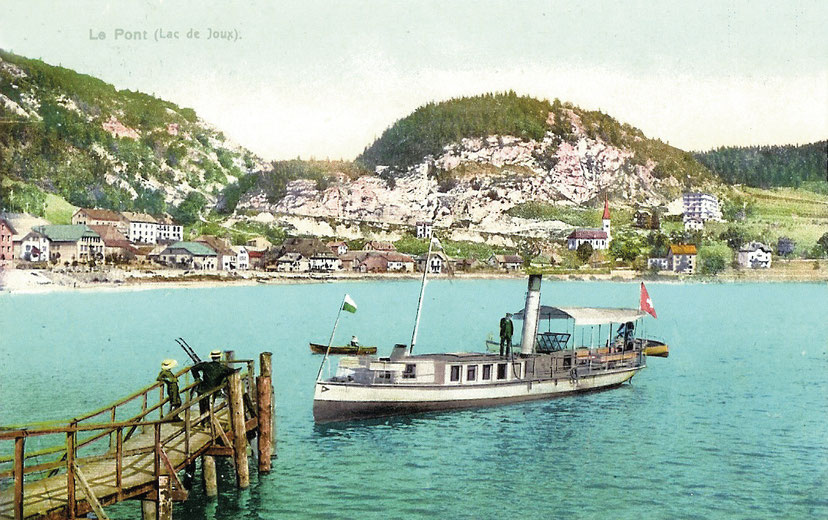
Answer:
500;313;514;357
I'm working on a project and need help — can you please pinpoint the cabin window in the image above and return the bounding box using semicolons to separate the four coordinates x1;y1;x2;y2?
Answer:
450;365;461;382
466;365;477;382
403;364;416;379
482;364;492;380
497;363;507;380
513;362;522;378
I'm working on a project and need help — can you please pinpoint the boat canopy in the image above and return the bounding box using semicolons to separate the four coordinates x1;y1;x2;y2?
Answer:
512;306;646;326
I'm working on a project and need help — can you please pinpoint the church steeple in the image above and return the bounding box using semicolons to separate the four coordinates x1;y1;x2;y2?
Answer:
602;195;611;242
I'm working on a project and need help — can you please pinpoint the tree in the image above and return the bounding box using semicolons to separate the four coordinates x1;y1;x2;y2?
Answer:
699;244;730;275
173;191;208;226
576;242;594;265
719;227;747;250
818;232;828;254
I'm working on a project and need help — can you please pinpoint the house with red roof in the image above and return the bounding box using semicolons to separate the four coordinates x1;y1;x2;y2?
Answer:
0;217;15;268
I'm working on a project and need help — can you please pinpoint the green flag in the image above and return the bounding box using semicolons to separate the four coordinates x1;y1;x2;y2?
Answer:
342;294;357;313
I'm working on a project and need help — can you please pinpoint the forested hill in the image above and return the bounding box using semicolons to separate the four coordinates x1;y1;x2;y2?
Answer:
356;91;713;188
695;142;827;191
0;49;262;219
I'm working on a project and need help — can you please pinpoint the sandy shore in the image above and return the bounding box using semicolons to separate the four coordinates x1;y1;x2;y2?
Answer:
1;261;826;295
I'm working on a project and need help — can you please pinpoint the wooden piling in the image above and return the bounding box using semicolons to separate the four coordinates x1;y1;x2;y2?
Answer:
13;435;24;520
227;371;250;488
257;352;273;472
157;475;172;520
202;455;217;497
66;427;76;520
141;500;157;520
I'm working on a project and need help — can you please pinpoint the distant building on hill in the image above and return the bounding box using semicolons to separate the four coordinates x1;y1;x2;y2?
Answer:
327;241;348;256
121;212;159;245
0;218;15;268
364;240;396;252
72;208;127;235
682;193;722;223
488;254;524;271
415;221;433;239
649;244;697;274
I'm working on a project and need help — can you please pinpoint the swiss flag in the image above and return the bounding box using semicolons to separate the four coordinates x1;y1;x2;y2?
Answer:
640;282;657;318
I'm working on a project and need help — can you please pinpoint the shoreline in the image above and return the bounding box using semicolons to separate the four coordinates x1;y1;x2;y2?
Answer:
2;262;826;295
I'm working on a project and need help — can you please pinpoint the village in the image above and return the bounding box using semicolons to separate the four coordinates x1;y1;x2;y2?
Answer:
0;191;818;290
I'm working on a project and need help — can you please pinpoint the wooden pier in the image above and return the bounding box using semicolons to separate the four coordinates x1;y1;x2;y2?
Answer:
0;352;275;520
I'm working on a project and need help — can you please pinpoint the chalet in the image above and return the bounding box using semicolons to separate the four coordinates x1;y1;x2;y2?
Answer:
89;225;139;262
19;229;50;263
452;258;478;272
364;240;396;252
159;241;217;270
0;218;15;268
383;252;415;272
327;241;348;256
281;237;329;257
356;254;389;273
417;251;450;275
72;208;127;235
275;252;308;272
247;249;264;269
246;236;272;251
415;221;433;239
338;251;368;271
122;212;159;244
34;225;103;264
633;210;652;229
2;212;49;260
738;242;772;269
309;250;340;272
197;235;238;270
488;254;524;271
156;215;184;243
666;244;697;273
567;197;612;250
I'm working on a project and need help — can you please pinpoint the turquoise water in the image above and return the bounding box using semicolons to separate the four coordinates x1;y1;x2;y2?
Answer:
1;280;827;519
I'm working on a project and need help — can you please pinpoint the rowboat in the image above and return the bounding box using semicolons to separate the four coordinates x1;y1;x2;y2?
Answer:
309;343;377;355
640;339;669;357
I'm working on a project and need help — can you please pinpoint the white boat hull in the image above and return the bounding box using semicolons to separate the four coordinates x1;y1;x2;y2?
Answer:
313;366;641;422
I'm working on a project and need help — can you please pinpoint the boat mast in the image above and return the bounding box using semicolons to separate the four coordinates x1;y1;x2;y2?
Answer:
316;294;346;381
410;236;436;354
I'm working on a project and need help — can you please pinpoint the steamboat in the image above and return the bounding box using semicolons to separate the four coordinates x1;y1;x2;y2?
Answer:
313;273;654;423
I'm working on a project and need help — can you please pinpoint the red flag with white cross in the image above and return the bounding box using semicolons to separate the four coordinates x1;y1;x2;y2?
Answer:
640;282;657;318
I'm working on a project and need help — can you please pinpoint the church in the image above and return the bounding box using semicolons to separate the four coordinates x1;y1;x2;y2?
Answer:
567;198;611;250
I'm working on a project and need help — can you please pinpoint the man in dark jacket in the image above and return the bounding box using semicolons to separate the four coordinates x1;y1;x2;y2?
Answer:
192;350;235;418
499;313;514;357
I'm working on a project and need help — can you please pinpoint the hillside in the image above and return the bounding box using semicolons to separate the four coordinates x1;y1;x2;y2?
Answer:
0;49;264;220
695;142;827;192
236;92;720;237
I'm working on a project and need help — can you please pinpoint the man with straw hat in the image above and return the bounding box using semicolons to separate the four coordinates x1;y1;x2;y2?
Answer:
157;359;182;421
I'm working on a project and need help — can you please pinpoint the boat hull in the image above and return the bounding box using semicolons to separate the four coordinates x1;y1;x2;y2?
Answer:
313;367;640;423
309;343;378;355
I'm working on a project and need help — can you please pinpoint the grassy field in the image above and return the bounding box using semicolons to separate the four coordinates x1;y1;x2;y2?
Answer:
44;193;77;224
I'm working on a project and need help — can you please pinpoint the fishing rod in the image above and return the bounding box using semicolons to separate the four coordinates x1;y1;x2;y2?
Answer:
175;337;201;364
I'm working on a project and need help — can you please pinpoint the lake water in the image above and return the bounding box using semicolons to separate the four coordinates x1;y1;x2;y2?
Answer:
1;280;827;519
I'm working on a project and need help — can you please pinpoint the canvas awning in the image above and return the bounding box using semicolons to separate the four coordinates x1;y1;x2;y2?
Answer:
512;306;646;325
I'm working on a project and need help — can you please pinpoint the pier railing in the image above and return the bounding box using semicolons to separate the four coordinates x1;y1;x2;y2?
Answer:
0;353;273;520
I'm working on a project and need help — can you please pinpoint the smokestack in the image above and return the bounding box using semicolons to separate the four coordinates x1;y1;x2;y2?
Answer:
520;274;542;355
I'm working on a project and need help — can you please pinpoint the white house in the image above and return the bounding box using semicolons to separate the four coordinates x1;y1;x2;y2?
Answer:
683;193;722;222
684;217;704;231
156;215;184;243
416;221;433;239
232;246;250;270
19;229;50;262
327;241;348;256
417;251;450;274
647;257;669;271
309;251;340;272
122;212;159;244
666;244;697;274
567;197;611;250
738;242;772;269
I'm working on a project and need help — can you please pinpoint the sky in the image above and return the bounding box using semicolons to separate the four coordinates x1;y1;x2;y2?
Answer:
1;0;826;161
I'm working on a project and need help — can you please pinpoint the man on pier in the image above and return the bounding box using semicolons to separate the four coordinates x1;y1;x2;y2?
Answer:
192;350;236;419
499;313;514;357
157;359;182;421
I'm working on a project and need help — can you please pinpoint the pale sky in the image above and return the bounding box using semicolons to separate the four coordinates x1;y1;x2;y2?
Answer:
1;0;826;160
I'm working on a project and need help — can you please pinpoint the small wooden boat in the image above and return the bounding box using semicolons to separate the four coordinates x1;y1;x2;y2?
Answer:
309;343;377;355
640;339;669;358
